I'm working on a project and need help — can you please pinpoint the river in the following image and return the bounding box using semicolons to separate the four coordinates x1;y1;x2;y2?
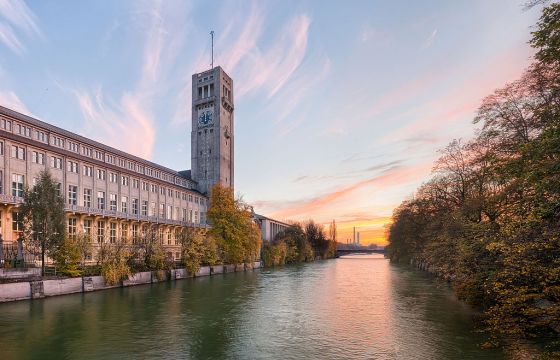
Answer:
0;254;504;359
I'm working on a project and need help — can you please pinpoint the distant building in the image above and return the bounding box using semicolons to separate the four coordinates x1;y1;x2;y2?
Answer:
253;214;290;242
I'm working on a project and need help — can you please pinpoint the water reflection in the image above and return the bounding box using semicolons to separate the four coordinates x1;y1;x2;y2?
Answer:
0;256;504;359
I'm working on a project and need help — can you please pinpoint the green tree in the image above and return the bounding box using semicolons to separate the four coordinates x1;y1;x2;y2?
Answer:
20;170;65;276
53;236;81;277
180;228;205;275
207;184;261;264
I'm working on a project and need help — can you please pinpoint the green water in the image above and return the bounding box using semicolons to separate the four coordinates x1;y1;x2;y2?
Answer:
0;255;505;359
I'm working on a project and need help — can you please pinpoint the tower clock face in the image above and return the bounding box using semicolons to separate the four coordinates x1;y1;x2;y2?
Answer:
197;108;214;126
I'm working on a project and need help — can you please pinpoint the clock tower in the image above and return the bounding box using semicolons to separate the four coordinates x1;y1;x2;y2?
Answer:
191;66;234;195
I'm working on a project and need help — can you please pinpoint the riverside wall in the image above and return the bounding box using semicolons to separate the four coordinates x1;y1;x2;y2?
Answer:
0;261;262;303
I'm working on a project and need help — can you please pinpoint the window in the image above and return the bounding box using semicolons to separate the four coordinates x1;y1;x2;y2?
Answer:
121;176;129;186
95;151;103;160
83;188;92;207
132;198;139;215
167;205;172;220
68;218;77;238
141;200;148;216
167;231;172;245
121;223;128;240
132;179;139;188
52;136;64;147
109;194;117;211
150;184;156;193
82;147;92;157
167;188;172;197
160;187;165;195
0;170;3;194
142;181;148;191
68;141;79;152
84;219;92;235
96;169;106;180
1;118;12;131
150;202;156;216
11;145;25;160
97;191;105;210
189;209;193;222
121;196;128;213
55;183;62;196
50;156;62;169
31;151;44;164
36;131;46;142
159;203;165;218
182;208;187;222
82;165;93;177
11;174;24;197
68;185;77;205
132;224;139;244
97;221;105;243
175;207;179;221
12;211;23;233
109;222;117;243
194;211;198;223
109;172;117;183
67;160;78;173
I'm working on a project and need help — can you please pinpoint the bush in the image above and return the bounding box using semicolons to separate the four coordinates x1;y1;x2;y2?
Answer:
54;237;82;277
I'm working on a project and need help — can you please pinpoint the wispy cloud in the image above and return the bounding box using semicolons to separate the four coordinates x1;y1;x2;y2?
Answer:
268;163;431;220
0;0;42;54
0;90;32;115
71;0;194;160
423;28;438;49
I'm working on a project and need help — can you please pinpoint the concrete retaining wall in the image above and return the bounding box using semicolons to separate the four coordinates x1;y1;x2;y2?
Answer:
195;266;211;277
0;282;31;301
123;271;152;286
0;261;265;303
224;264;236;273
0;268;41;280
43;278;83;297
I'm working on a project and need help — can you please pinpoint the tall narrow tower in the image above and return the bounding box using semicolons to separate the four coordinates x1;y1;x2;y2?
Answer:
191;66;234;194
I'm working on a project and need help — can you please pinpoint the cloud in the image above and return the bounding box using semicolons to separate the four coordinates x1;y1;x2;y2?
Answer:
73;88;156;160
0;90;32;115
423;28;438;48
70;0;194;159
269;163;431;219
224;9;312;98
0;0;42;54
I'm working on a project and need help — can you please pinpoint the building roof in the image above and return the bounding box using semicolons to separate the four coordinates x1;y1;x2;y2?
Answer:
254;213;292;227
0;105;198;186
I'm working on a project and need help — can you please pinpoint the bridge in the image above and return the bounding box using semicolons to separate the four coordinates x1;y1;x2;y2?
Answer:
336;245;386;257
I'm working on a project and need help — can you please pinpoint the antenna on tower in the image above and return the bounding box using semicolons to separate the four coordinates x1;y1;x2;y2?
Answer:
210;30;215;69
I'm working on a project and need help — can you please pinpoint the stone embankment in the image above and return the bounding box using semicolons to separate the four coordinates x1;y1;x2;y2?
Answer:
0;262;261;303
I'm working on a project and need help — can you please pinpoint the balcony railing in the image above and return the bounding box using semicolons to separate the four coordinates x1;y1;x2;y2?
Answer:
63;204;207;228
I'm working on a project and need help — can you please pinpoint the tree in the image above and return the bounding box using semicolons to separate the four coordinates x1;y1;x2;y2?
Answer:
179;228;205;275
207;184;261;264
20;170;65;276
53;236;81;277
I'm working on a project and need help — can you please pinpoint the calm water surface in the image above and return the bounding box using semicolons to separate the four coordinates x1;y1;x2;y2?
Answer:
0;255;504;359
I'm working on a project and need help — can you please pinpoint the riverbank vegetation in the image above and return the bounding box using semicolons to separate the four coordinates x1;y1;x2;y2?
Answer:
15;179;260;284
386;3;560;355
261;220;337;267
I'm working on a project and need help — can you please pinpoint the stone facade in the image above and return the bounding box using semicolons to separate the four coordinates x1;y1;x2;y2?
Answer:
191;66;234;195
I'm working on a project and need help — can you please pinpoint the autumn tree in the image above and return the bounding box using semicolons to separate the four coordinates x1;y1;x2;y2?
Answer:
206;184;261;265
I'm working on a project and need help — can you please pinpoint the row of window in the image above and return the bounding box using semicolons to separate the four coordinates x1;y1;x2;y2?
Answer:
8;174;205;220
5;143;205;204
0;118;194;189
68;219;188;245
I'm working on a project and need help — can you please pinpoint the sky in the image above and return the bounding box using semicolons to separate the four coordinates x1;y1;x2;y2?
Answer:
0;0;543;245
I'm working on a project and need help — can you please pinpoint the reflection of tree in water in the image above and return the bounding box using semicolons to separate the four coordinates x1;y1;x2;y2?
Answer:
388;264;504;360
0;274;259;359
179;271;259;359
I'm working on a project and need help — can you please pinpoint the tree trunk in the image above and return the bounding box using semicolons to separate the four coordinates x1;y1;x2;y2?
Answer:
41;242;45;277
